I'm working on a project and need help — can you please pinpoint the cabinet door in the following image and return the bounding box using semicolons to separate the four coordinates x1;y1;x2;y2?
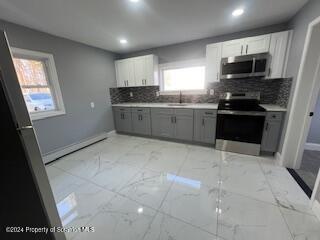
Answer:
134;56;148;86
193;110;217;144
145;55;157;86
222;39;245;58
132;112;151;135
115;60;135;87
114;110;132;133
261;120;282;152
151;110;175;138
202;116;217;144
175;115;193;141
206;43;222;83
244;34;271;55
268;31;291;79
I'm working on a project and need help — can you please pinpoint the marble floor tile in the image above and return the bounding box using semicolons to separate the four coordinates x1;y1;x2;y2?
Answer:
55;182;115;239
178;148;221;188
217;190;293;240
143;211;219;240
220;152;276;204
160;180;219;234
73;194;156;240
260;163;314;215
89;162;141;192
280;207;320;240
44;134;320;240
143;143;189;174
118;169;175;209
46;166;87;202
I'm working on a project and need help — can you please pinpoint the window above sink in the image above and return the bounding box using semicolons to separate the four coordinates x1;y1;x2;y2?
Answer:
159;59;207;95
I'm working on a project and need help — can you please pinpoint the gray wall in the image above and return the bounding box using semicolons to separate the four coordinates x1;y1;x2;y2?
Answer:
120;24;289;63
0;19;117;155
278;0;320;153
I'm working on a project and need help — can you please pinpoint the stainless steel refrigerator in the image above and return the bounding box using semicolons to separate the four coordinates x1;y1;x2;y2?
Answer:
0;30;65;240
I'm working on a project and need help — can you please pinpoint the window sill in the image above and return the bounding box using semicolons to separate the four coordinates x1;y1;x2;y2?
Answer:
159;89;208;96
31;110;66;121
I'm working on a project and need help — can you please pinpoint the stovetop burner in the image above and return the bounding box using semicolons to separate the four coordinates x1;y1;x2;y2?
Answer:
218;92;266;112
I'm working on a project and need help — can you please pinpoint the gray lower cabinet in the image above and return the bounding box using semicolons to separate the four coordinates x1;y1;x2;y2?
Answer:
151;108;193;141
261;112;284;153
132;108;151;135
175;115;194;140
113;107;132;133
194;109;217;144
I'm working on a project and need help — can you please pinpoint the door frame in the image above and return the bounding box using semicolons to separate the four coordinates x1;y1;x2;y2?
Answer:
280;16;320;203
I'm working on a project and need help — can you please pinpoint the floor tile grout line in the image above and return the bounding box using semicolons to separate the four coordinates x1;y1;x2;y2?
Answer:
257;159;295;240
257;160;316;216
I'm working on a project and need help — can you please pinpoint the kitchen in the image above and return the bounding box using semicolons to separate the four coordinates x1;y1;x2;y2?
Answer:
2;1;320;240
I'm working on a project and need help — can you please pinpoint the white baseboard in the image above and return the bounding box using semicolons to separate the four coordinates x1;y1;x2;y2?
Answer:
275;152;284;166
305;142;320;151
312;200;320;221
43;131;110;164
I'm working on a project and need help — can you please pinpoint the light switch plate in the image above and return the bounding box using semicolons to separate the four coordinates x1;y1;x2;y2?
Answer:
90;102;95;108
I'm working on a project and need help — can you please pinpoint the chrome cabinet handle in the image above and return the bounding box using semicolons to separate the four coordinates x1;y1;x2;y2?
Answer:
241;45;243;55
202;119;205;126
246;45;248;54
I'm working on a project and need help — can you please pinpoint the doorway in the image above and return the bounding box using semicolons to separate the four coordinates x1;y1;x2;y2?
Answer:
288;91;320;197
281;15;320;206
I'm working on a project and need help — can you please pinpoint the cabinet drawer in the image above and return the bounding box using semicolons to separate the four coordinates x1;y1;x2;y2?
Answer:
151;108;174;115
132;108;150;114
198;109;217;117
266;112;283;121
113;107;131;112
175;109;194;116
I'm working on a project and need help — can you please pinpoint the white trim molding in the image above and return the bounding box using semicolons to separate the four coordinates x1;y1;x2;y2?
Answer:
305;142;320;151
312;200;320;221
11;47;66;121
43;132;109;164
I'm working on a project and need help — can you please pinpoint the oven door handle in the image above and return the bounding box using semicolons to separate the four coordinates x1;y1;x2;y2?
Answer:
218;110;266;116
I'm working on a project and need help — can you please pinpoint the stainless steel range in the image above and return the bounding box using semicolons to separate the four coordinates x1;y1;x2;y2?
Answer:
215;92;266;156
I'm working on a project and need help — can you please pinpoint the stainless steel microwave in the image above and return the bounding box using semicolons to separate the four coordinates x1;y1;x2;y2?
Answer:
220;53;270;80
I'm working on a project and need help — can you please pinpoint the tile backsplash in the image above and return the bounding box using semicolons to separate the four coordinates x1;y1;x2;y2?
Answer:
110;78;292;107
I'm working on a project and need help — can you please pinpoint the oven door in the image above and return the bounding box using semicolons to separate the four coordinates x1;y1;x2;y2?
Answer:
216;111;265;144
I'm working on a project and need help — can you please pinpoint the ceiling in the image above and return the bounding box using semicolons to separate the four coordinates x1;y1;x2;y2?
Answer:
0;0;308;53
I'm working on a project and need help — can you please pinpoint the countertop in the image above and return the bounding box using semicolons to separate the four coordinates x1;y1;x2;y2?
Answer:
112;103;287;112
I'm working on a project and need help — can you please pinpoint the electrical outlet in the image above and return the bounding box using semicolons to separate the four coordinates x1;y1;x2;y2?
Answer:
130;92;133;97
209;89;215;96
90;102;95;108
156;91;160;97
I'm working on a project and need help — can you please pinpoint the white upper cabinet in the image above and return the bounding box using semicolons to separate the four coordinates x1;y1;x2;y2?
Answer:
115;59;135;87
222;34;271;58
206;42;222;83
244;34;271;55
222;39;245;58
268;31;292;79
115;55;158;87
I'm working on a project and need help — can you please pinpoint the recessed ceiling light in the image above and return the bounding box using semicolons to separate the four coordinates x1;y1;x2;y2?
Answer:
232;8;244;17
119;39;128;44
129;0;140;3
